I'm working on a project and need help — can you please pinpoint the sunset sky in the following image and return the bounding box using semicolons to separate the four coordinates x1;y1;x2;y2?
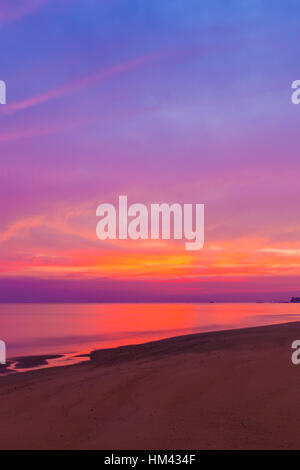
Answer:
1;0;300;302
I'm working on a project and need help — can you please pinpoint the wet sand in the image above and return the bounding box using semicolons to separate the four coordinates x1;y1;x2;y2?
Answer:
1;321;300;449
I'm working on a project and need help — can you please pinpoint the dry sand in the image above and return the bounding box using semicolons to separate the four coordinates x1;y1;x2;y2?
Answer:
1;321;300;449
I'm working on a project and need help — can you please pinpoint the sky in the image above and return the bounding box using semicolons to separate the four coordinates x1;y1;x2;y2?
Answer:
0;0;300;302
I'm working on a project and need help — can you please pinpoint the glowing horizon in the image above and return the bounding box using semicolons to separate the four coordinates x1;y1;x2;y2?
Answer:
1;0;300;302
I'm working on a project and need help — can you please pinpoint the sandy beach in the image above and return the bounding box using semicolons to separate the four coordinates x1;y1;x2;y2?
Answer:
1;321;300;450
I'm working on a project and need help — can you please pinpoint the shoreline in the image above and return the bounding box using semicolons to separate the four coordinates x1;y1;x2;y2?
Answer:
1;321;300;449
2;319;299;375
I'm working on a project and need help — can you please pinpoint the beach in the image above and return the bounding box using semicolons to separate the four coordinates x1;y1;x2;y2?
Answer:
0;321;300;450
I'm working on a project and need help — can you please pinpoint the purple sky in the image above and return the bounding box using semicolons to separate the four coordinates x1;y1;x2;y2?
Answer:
1;0;300;301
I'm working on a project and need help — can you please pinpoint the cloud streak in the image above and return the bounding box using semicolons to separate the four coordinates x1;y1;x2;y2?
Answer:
7;53;161;112
6;45;217;113
0;104;159;141
0;0;48;24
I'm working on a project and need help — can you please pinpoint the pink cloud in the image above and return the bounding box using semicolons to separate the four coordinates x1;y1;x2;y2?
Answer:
6;45;216;113
0;104;159;142
7;53;161;112
0;115;88;142
0;0;48;24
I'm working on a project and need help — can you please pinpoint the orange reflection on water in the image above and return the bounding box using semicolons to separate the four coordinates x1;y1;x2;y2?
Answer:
2;302;300;359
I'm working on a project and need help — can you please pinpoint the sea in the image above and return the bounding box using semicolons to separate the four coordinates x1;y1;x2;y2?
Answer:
1;302;300;373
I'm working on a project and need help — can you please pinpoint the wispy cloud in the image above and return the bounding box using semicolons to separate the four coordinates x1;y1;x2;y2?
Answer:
6;45;216;113
258;248;300;256
0;104;159;142
0;0;48;24
7;53;161;112
0;115;89;142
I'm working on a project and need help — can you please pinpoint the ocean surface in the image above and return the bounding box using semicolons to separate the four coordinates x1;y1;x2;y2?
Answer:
1;302;300;373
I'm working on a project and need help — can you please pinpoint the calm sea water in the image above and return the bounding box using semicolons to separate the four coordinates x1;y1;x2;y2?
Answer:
1;302;300;372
